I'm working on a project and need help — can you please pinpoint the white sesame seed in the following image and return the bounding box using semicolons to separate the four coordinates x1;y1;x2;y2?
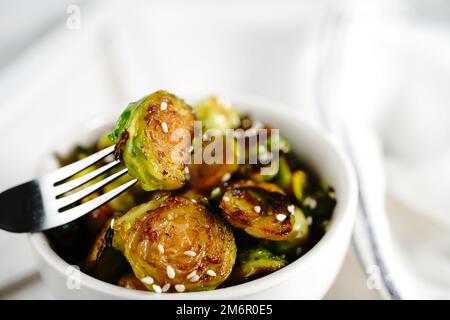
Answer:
162;283;171;292
184;166;190;174
161;122;169;133
304;197;317;209
160;101;168;111
184;250;196;257
186;271;197;279
306;216;313;226
158;244;165;254
190;274;200;282
191;199;197;204
175;284;185;292
221;172;231;182
166;265;176;279
141;276;154;285
254;206;261;213
223;196;230;202
206;270;217;277
110;218;115;229
287;205;295;214
276;214;287;222
152;284;162;293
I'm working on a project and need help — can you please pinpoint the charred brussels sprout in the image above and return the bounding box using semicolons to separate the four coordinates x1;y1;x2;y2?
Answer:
219;180;295;241
112;194;237;292
231;248;286;283
110;91;194;191
193;96;241;133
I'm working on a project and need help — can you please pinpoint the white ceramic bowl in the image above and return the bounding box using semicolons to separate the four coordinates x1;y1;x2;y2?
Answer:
29;94;357;299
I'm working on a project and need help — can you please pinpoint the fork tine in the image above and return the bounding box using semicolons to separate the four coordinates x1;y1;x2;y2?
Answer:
56;167;129;210
53;159;121;196
50;145;116;184
52;178;138;227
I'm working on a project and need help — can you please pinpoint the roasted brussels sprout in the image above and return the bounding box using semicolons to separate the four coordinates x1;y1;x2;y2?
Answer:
110;90;194;191
230;248;286;283
83;216;129;283
193;96;241;133
219;180;295;241
112;194;237;292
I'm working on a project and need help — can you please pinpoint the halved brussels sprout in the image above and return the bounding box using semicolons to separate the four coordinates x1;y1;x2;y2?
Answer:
193;96;241;133
112;194;237;292
83;216;129;283
219;180;294;241
110;90;194;191
230;248;286;283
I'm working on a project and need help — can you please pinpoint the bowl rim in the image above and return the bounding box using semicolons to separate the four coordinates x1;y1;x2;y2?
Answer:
29;92;357;299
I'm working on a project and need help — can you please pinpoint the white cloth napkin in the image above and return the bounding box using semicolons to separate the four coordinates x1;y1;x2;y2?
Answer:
319;0;450;299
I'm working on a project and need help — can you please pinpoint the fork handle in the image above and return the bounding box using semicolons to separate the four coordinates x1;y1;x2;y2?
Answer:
0;181;44;233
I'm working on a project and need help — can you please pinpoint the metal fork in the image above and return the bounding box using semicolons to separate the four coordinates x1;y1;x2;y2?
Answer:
0;145;137;233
